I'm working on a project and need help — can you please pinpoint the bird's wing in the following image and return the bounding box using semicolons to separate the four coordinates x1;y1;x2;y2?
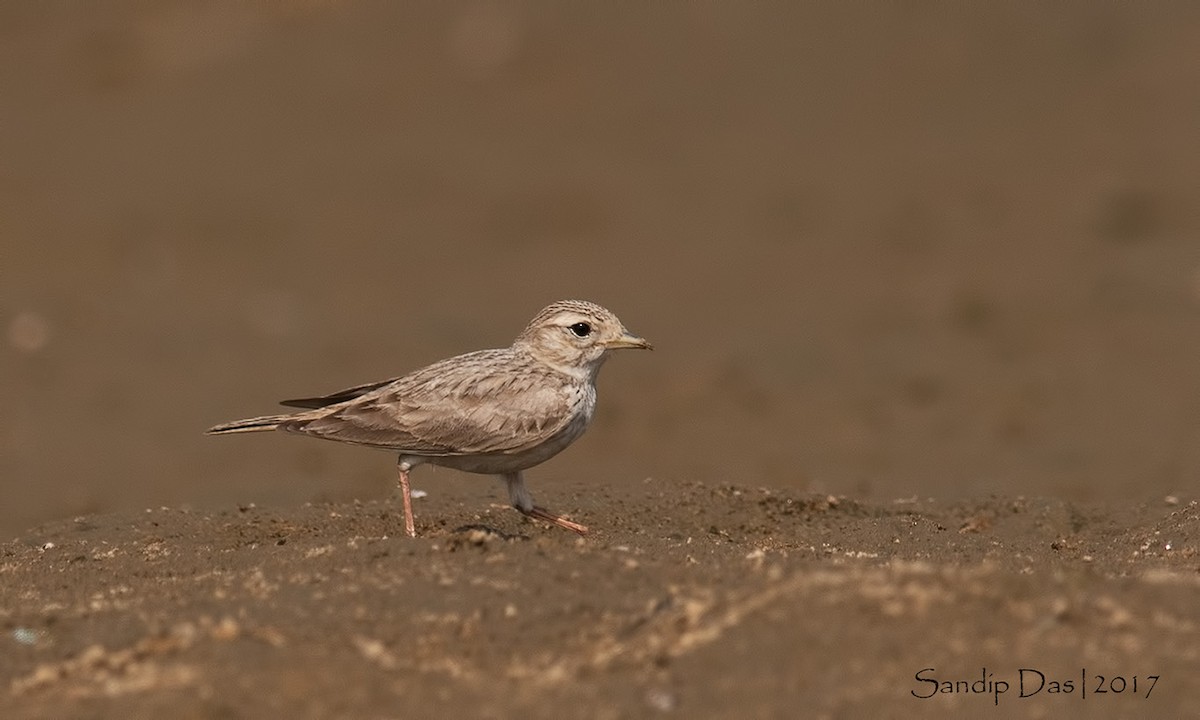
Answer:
285;349;581;456
280;377;401;409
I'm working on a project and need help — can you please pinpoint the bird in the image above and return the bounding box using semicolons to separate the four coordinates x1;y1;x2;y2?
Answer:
206;300;652;537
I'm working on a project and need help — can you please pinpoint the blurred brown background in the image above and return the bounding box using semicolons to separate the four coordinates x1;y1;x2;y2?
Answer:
3;3;1199;538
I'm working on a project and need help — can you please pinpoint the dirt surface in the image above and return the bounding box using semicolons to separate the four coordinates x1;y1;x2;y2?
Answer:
3;489;1199;719
3;3;1200;718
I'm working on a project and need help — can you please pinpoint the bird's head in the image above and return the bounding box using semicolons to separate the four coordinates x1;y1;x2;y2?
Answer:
514;300;652;378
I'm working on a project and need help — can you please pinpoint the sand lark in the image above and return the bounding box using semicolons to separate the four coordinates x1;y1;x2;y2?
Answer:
207;300;651;537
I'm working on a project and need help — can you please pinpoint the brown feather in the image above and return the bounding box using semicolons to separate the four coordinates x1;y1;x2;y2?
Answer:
279;377;400;409
281;348;584;457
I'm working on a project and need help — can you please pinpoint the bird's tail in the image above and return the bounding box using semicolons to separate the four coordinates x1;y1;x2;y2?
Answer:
206;414;294;435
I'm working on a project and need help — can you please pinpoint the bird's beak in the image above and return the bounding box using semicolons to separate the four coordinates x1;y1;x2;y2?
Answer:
606;333;653;350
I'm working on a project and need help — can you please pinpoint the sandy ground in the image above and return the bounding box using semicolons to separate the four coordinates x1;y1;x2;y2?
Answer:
3;3;1200;717
3;490;1198;719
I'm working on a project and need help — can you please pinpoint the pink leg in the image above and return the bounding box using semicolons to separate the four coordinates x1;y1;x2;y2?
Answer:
397;460;416;538
523;506;589;535
503;472;588;534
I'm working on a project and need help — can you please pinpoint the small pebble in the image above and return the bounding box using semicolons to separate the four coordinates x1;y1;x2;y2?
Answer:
645;688;676;712
12;628;40;646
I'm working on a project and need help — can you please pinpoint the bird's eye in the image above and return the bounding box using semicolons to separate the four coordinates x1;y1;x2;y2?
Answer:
568;322;592;338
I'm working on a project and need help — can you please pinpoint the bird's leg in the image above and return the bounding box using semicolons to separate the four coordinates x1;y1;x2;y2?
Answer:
397;458;416;538
504;472;589;535
525;506;589;535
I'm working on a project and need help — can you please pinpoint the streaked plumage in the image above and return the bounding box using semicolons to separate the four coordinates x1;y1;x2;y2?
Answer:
207;300;651;536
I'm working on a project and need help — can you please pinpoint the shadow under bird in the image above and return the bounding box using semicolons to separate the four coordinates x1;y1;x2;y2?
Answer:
206;300;652;537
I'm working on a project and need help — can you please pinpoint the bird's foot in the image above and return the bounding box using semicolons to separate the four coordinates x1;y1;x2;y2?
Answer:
521;506;589;535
